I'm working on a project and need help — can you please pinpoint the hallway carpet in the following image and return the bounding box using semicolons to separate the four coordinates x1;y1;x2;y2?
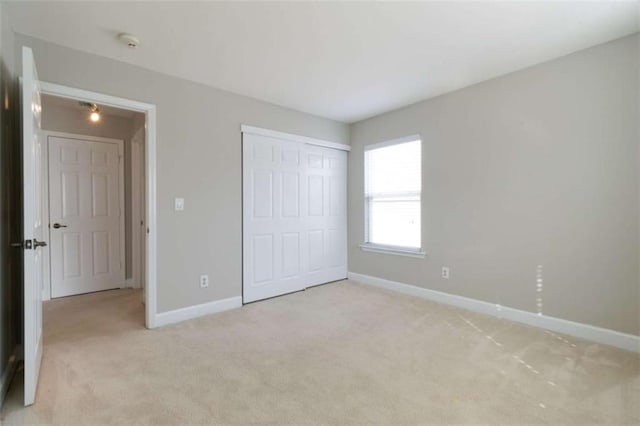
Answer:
1;280;638;424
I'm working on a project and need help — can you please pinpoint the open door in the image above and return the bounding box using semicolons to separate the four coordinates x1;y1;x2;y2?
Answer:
21;46;44;406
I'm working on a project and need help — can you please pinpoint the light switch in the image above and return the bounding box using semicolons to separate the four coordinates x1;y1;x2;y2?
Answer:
174;198;185;211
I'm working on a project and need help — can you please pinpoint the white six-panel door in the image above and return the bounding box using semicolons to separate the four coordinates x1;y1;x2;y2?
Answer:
48;135;125;298
243;134;308;302
243;131;347;303
305;145;348;286
22;46;44;406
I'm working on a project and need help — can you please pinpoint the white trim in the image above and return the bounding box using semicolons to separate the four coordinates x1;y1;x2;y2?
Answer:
145;106;158;328
40;130;51;302
0;350;18;408
39;81;158;329
348;272;640;353
130;126;145;290
118;140;126;285
365;134;421;151
42;131;126;299
359;243;425;258
240;124;350;152
43;131;124;145
154;297;242;327
39;82;154;113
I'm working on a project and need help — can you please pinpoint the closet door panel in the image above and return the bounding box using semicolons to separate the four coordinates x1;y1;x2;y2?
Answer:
242;134;307;303
304;145;347;287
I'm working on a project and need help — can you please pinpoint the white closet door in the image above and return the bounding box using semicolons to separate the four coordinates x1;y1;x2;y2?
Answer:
305;145;348;286
243;132;347;303
243;133;308;303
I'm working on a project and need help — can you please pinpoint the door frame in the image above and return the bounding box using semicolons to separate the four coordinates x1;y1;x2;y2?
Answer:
42;131;126;301
38;81;159;328
129;126;146;293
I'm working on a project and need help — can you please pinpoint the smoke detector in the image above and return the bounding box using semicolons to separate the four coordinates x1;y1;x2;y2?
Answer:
118;33;140;49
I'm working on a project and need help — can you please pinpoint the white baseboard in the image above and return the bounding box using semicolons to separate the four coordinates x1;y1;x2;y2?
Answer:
348;272;640;353
154;296;242;327
124;278;138;289
0;349;19;407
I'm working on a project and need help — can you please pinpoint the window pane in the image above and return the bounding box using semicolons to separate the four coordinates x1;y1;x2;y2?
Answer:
365;140;421;196
365;138;422;249
368;198;420;248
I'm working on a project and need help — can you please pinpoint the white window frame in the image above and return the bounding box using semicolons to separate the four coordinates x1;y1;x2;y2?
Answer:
361;134;425;258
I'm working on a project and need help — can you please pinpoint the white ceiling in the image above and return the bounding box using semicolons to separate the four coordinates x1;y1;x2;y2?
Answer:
7;1;639;123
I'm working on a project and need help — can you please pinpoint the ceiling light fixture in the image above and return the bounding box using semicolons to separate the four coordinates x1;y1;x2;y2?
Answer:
79;101;101;123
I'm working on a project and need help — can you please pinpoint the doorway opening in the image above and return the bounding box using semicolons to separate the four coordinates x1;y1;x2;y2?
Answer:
41;96;142;301
38;82;157;329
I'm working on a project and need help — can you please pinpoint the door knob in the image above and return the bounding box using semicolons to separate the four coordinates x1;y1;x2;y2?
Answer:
52;223;67;229
33;239;47;248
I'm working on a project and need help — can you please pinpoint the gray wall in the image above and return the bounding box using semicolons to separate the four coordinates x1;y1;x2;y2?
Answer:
14;28;637;337
0;2;19;404
349;34;639;335
40;100;144;280
16;34;350;313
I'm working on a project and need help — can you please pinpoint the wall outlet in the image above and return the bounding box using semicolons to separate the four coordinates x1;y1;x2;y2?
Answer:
200;274;209;288
441;267;450;279
174;198;185;211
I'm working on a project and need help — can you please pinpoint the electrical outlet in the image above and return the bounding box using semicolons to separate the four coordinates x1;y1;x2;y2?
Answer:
441;267;450;279
174;198;185;211
200;274;209;288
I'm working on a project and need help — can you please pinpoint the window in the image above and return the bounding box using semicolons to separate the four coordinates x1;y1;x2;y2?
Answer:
363;136;423;257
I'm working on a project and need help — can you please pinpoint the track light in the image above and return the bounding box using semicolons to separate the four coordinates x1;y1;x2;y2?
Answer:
79;101;101;123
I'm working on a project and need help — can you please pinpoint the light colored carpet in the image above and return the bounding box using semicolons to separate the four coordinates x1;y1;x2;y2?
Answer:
1;280;638;425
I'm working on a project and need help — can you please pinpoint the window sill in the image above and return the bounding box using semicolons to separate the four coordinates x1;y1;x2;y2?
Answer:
359;243;426;258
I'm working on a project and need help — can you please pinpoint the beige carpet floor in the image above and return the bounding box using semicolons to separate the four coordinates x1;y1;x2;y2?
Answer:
1;280;638;425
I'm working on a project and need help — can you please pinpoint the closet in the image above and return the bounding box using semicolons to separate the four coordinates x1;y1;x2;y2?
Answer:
242;126;348;303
